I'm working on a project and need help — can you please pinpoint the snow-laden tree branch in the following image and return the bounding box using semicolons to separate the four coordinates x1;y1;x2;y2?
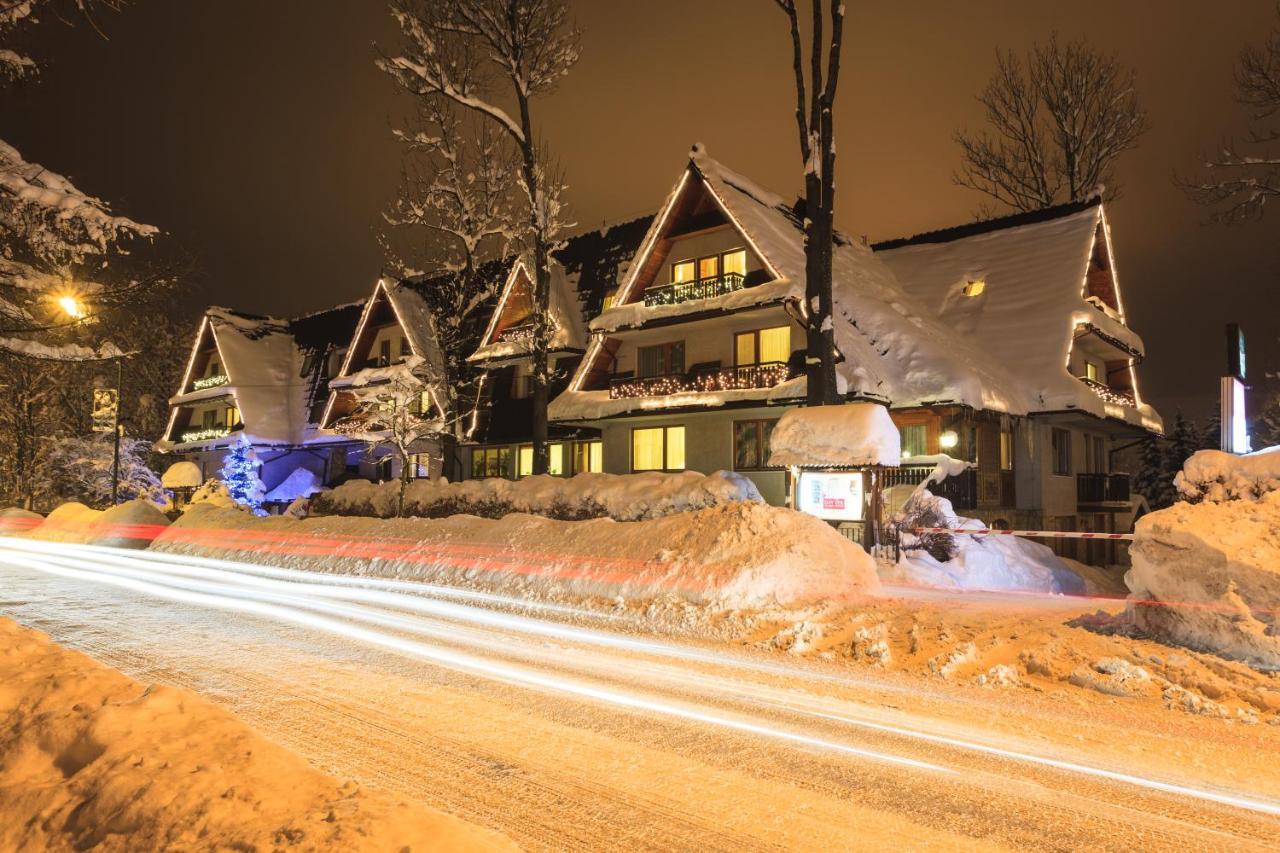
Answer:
954;34;1148;213
377;0;579;475
0;0;128;81
1182;8;1280;223
770;0;843;406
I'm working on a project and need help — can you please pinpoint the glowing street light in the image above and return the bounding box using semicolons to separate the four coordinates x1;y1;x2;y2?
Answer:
58;294;85;319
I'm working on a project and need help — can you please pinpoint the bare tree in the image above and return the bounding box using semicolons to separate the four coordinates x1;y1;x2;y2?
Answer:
955;35;1148;213
377;0;579;474
771;0;844;406
1182;9;1280;222
382;98;518;467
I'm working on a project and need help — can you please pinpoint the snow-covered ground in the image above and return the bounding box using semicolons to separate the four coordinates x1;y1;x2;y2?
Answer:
0;617;512;851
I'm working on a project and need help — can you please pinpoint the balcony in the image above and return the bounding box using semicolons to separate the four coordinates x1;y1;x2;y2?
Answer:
644;272;746;307
608;361;789;399
1080;376;1135;407
190;374;229;392
496;323;536;343
179;425;231;444
1077;472;1131;506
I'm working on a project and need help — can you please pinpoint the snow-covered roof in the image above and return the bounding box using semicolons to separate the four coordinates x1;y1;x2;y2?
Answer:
554;147;1033;422
768;403;902;468
874;199;1162;431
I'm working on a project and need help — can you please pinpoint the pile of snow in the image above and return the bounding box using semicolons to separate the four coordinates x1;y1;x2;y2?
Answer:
1175;447;1280;502
18;501;170;549
888;492;1084;594
189;478;238;510
263;466;323;503
768;403;901;468
311;470;763;522
0;507;42;536
0;618;512;852
155;501;878;609
1127;490;1280;670
160;461;203;489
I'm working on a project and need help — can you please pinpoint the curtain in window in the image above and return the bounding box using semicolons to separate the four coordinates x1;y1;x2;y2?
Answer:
758;326;790;363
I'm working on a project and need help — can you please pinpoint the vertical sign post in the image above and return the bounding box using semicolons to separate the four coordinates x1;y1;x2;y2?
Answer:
1221;323;1250;454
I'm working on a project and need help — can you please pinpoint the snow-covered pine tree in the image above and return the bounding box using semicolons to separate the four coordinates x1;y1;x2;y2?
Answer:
378;0;579;475
770;0;845;405
39;434;163;510
331;358;446;517
1133;433;1175;510
219;434;266;515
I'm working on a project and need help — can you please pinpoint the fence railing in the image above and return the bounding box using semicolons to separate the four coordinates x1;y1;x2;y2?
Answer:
496;323;536;343
1077;472;1131;505
643;272;747;307
609;360;789;399
882;464;978;510
1080;376;1136;407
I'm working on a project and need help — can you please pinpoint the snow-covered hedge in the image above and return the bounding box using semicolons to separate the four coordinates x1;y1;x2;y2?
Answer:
1129;448;1280;669
308;471;763;522
155;501;878;609
1175;447;1280;503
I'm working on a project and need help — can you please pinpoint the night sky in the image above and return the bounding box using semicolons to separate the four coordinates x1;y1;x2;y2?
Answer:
3;0;1278;423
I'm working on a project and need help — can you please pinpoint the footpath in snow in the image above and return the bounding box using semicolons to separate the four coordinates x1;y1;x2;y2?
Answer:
0;617;513;852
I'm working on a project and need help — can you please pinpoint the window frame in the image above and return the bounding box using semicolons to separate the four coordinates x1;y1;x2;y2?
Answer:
999;429;1014;471
573;440;603;474
631;425;686;473
899;424;928;458
470;446;511;479
636;340;685;379
670;248;748;285
1050;427;1072;476
733;325;791;368
733;418;780;471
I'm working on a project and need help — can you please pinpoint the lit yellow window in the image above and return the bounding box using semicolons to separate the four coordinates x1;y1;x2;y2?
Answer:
735;332;756;367
666;426;685;470
722;249;746;277
225;406;240;428
1085;362;1100;382
574;440;603;473
672;260;695;283
590;441;603;472
518;446;533;477
698;255;719;280
549;444;564;476
632;428;665;472
602;290;617;310
1000;430;1014;471
963;279;986;297
759;326;790;364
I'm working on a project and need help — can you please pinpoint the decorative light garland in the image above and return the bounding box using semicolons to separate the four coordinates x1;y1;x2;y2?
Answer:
1081;377;1135;407
192;374;229;391
644;273;746;307
609;362;789;400
180;426;231;443
497;324;536;343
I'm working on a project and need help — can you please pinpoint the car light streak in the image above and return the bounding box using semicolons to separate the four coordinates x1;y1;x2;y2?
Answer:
0;548;950;776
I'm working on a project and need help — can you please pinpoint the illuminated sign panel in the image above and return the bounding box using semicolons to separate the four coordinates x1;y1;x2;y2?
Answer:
796;472;865;522
1221;376;1251;454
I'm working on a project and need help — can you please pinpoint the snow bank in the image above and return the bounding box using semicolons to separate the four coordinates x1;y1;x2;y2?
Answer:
1127;490;1280;670
155;501;878;609
19;501;170;549
1175;446;1280;502
0;618;512;852
160;461;202;489
264;466;323;503
890;492;1083;594
0;507;42;535
768;403;901;468
311;470;763;522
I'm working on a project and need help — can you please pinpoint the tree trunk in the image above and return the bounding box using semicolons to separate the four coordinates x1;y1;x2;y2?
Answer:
517;91;551;475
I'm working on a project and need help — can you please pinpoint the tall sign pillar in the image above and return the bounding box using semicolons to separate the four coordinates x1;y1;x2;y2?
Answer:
1221;323;1250;454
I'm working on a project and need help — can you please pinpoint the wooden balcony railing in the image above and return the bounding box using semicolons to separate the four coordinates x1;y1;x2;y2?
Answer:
609;360;789;399
644;272;746;307
496;323;536;343
1077;472;1131;506
1080;376;1136;407
190;374;229;392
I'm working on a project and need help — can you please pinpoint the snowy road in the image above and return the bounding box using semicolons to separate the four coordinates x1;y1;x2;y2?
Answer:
2;537;1278;851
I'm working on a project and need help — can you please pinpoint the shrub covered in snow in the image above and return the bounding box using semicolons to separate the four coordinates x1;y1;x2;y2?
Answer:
309;470;763;522
1174;447;1280;503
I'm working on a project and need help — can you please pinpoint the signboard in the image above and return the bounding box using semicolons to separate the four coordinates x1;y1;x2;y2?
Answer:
91;388;118;433
1226;323;1246;381
796;471;865;522
1221;376;1250;454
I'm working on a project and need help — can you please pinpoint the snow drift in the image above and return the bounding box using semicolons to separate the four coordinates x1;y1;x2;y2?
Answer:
310;470;763;522
17;500;170;549
0;618;512;852
1128;489;1280;670
154;501;878;609
1175;446;1280;502
767;403;901;468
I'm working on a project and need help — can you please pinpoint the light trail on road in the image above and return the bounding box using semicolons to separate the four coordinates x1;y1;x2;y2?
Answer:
3;535;1279;850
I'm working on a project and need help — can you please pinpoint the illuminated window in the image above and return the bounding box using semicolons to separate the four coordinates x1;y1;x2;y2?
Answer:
734;419;779;469
225;406;240;428
722;249;746;277
632;426;685;472
409;452;431;479
602;290;618;310
573;440;603;473
471;447;511;479
671;260;695;283
900;424;927;458
416;390;432;415
1000;429;1014;471
516;444;565;477
735;326;791;366
638;341;684;378
518;446;533;477
963;279;986;297
698;255;719;280
1085;361;1100;382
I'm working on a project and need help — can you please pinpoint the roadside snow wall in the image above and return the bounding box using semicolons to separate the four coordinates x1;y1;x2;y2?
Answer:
309;470;763;522
1127;489;1280;670
16;501;170;549
153;501;878;609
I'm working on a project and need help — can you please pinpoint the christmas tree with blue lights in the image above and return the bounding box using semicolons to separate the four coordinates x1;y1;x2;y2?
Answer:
219;434;266;515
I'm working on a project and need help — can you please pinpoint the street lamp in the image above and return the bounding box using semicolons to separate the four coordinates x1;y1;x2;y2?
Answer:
57;295;85;319
58;293;125;505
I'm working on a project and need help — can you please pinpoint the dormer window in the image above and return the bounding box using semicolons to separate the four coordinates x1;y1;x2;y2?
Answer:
962;279;985;297
670;249;746;285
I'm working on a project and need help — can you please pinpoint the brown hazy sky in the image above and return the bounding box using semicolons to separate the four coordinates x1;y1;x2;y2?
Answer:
3;0;1278;422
